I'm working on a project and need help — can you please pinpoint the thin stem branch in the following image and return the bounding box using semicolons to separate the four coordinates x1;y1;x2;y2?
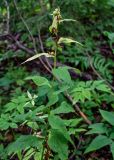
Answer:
13;0;52;74
65;92;91;124
54;49;57;68
4;0;10;34
38;29;52;70
13;0;37;54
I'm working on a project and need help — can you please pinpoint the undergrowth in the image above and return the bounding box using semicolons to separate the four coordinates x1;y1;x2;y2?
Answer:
1;1;114;160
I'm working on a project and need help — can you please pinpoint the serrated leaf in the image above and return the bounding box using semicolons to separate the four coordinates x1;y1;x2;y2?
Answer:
100;109;114;126
110;133;114;139
22;53;53;64
7;135;42;154
27;122;38;130
51;101;74;114
47;92;58;107
85;135;112;154
110;142;114;159
0;121;10;130
82;89;91;100
5;102;16;112
26;76;51;87
63;118;82;127
52;67;72;85
48;129;68;160
48;114;72;143
93;81;111;92
86;123;107;135
10;123;18;129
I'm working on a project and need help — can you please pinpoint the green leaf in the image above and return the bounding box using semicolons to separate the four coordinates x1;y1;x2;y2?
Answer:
17;104;24;114
55;85;70;94
86;123;107;135
34;152;41;160
22;53;53;64
48;114;72;143
71;88;91;104
82;89;91;100
0;121;10;130
5;102;16;112
63;118;82;127
100;109;114;126
60;19;76;23
110;133;114;139
48;129;68;160
27;122;38;130
93;81;111;92
7;135;43;154
23;148;35;160
48;114;66;130
52;67;72;85
96;84;111;92
85;135;112;154
0;144;6;159
47;92;58;107
110;142;114;159
58;37;83;46
51;101;74;114
10;123;18;129
26;76;51;87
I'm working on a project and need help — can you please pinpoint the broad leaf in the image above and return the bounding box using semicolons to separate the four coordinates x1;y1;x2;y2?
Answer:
63;118;82;127
71;88;91;104
26;76;51;87
96;84;111;92
51;101;74;114
85;135;112;154
7;135;43;154
48;129;68;160
110;133;114;139
110;142;114;159
86;123;107;135
47;92;58;107
52;67;72;85
100;109;114;126
48;114;72;143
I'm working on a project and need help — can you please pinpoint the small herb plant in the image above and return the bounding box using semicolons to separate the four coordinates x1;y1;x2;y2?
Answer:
0;8;114;160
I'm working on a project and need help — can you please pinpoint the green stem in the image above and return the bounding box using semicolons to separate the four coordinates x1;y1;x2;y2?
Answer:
54;49;57;69
41;140;45;160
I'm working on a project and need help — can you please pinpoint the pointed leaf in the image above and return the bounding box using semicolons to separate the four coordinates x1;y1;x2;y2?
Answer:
58;37;83;46
100;109;114;126
48;114;72;143
85;135;112;154
51;101;74;114
110;142;114;159
52;67;72;85
48;129;68;160
60;19;76;22
86;123;107;135
7;135;43;154
26;76;51;87
22;53;53;64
